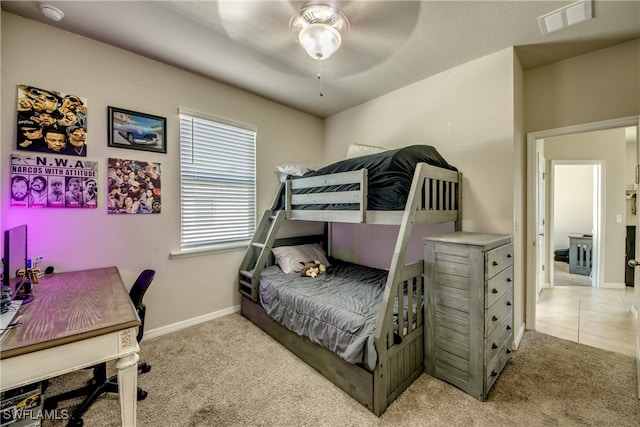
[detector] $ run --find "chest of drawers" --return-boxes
[424,232,513,401]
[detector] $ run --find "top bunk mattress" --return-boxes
[273,144,457,211]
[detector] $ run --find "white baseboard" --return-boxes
[513,322,525,350]
[600,282,626,289]
[142,305,241,341]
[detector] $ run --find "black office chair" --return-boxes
[44,269,155,427]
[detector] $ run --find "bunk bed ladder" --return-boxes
[238,209,285,301]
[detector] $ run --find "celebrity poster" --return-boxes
[10,154,98,208]
[107,158,161,214]
[17,84,88,157]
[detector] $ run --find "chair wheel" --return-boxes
[68,416,84,427]
[137,389,148,401]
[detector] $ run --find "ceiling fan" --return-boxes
[161,1,422,80]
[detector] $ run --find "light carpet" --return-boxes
[42,313,640,426]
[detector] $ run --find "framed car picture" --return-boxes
[108,106,166,153]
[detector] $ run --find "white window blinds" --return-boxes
[179,110,256,250]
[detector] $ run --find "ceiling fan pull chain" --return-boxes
[317,63,324,97]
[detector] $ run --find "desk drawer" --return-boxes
[485,243,513,279]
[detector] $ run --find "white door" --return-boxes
[628,120,640,398]
[537,151,546,295]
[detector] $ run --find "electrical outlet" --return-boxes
[616,214,622,223]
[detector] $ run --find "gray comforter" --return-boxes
[259,260,388,370]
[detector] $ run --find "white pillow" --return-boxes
[274,163,319,183]
[271,243,331,274]
[345,143,389,159]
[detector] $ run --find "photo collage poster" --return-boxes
[10,154,98,208]
[17,84,88,157]
[107,158,161,214]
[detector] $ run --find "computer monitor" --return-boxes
[2,224,28,293]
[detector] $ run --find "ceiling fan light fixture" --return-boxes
[299,22,341,60]
[290,3,350,61]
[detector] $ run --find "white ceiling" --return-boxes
[2,1,639,118]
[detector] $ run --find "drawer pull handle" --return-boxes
[493,261,498,266]
[492,288,498,294]
[491,370,498,377]
[491,343,498,349]
[506,325,512,330]
[507,254,512,258]
[506,348,512,354]
[492,315,498,321]
[506,301,512,306]
[507,278,512,282]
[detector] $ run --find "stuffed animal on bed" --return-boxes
[300,260,327,278]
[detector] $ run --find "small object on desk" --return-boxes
[14,280,34,304]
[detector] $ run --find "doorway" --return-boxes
[549,162,601,288]
[526,116,639,331]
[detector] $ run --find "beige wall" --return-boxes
[0,13,323,332]
[325,48,516,233]
[513,53,526,342]
[524,39,640,132]
[552,165,594,250]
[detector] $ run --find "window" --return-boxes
[178,109,256,253]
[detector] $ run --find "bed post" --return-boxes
[324,222,331,257]
[455,171,463,231]
[371,162,428,415]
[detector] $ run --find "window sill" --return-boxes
[169,241,249,260]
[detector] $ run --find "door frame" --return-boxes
[526,115,640,330]
[537,151,545,294]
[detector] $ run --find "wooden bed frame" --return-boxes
[238,162,462,416]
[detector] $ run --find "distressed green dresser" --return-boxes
[424,232,513,401]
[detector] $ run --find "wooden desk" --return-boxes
[0,267,141,426]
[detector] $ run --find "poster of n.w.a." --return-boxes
[10,154,98,208]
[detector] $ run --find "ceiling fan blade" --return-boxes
[331,1,421,77]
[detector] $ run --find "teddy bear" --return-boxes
[300,260,327,278]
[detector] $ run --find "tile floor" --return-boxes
[536,285,637,357]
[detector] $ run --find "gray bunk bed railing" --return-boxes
[238,148,462,416]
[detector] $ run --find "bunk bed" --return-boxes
[238,145,462,416]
